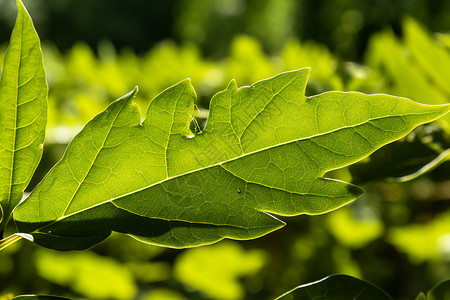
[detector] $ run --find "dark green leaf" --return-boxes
[427,280,450,300]
[12,296,71,300]
[349,124,450,184]
[275,275,393,300]
[416,293,428,300]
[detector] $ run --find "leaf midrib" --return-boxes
[60,101,127,216]
[6,12,24,217]
[32,110,438,231]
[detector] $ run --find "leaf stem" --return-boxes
[0,234,24,251]
[0,204,4,239]
[389,148,450,183]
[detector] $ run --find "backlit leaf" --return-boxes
[0,0,47,234]
[13,69,450,250]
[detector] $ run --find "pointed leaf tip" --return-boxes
[181,77,195,89]
[227,79,238,90]
[299,66,312,74]
[428,103,450,120]
[129,86,139,98]
[16,0,24,9]
[176,78,193,89]
[0,0,47,233]
[118,86,138,102]
[16,0,30,19]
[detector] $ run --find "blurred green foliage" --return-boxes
[1,1,450,299]
[1,0,449,61]
[38,35,341,141]
[350,18,450,131]
[34,250,136,299]
[174,241,266,299]
[388,211,450,264]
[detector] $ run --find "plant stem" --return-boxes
[389,148,450,182]
[0,234,24,251]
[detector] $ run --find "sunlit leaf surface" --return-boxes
[0,0,47,233]
[13,69,450,250]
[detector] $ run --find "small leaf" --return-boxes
[414,280,450,300]
[0,0,47,234]
[275,275,393,300]
[416,293,428,300]
[14,69,450,250]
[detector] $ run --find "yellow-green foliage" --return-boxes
[349,18,450,132]
[39,35,340,141]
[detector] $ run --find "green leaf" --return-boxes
[416,293,428,300]
[414,280,450,300]
[275,274,393,300]
[404,18,450,98]
[12,296,71,300]
[364,23,450,132]
[0,0,47,234]
[13,69,450,250]
[427,280,450,300]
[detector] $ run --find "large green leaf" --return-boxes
[13,69,450,250]
[0,0,47,235]
[275,275,393,300]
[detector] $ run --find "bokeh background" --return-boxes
[1,0,450,299]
